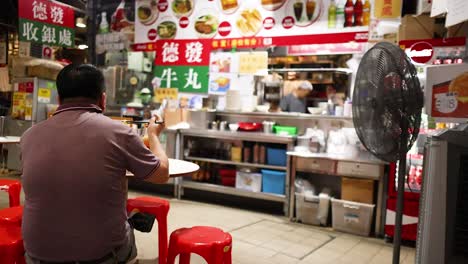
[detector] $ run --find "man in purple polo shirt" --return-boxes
[20,64,169,263]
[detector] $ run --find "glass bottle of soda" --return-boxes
[363,0,371,26]
[336,0,345,29]
[354,0,363,26]
[344,0,354,27]
[328,0,337,28]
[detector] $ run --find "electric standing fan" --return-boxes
[352,42,424,263]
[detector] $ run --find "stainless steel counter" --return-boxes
[216,111,353,121]
[180,129,295,145]
[287,151,387,165]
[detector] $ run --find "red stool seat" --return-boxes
[167,226,232,264]
[127,196,170,264]
[0,206,23,226]
[0,179,21,207]
[0,225,25,264]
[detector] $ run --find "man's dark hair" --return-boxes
[56,64,105,101]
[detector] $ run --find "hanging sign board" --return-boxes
[18,0,75,47]
[133,0,372,50]
[154,39,211,94]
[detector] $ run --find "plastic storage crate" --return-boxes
[261,169,286,195]
[235,171,262,192]
[274,126,297,136]
[296,192,330,226]
[266,147,287,166]
[331,198,375,236]
[219,169,236,187]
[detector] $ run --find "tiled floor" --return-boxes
[0,176,415,264]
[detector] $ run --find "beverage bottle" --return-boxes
[363,0,371,26]
[354,0,363,26]
[328,0,337,28]
[336,0,345,29]
[344,0,354,27]
[99,12,109,33]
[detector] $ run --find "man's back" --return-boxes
[21,105,159,261]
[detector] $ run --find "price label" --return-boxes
[38,88,51,103]
[435,92,458,114]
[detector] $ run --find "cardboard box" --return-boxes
[163,108,188,128]
[26,65,61,81]
[447,21,468,38]
[341,177,374,204]
[383,33,398,45]
[398,14,435,41]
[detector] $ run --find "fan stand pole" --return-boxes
[392,134,408,264]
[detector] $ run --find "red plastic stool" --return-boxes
[0,206,23,226]
[127,196,170,264]
[0,179,21,207]
[167,226,232,264]
[0,225,25,264]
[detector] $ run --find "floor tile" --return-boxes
[0,185,417,264]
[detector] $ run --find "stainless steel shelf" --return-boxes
[181,181,286,202]
[268,67,353,74]
[185,156,287,171]
[287,151,388,165]
[180,129,295,144]
[216,111,353,121]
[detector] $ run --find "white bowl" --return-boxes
[229,124,239,131]
[308,107,322,115]
[256,105,270,112]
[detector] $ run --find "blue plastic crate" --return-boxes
[261,169,286,195]
[266,147,287,166]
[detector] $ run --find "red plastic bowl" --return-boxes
[238,122,263,131]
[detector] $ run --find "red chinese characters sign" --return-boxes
[155,40,211,66]
[19,0,74,27]
[154,40,211,94]
[19,0,75,47]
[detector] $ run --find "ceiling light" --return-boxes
[78,44,88,50]
[76,17,86,28]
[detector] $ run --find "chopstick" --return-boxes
[125,120,165,124]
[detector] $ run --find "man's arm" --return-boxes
[145,115,169,184]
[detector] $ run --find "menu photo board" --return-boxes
[134,0,372,50]
[19,0,75,47]
[426,64,468,122]
[209,52,236,95]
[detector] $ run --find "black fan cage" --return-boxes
[352,42,424,162]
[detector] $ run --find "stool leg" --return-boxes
[223,246,232,264]
[179,253,190,264]
[8,182,21,207]
[208,250,224,264]
[166,250,177,264]
[156,214,168,264]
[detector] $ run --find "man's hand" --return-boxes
[147,114,165,138]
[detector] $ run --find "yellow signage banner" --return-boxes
[154,88,178,103]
